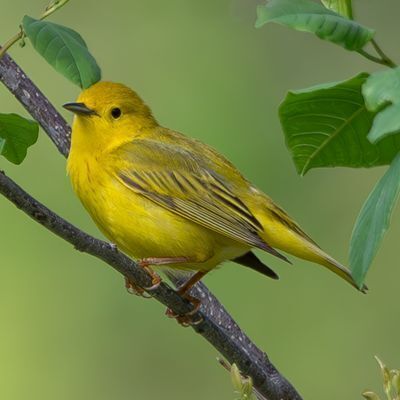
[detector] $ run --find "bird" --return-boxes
[64,81,365,314]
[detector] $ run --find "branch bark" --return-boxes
[0,52,302,400]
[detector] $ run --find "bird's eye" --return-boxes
[111,107,122,119]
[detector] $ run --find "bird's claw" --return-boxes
[166,293,203,327]
[125,277,151,298]
[124,276,159,299]
[124,261,162,298]
[140,266,162,291]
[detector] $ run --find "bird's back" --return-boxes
[140,128,363,290]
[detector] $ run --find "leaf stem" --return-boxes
[371,39,397,68]
[0,0,71,60]
[0,29,24,60]
[357,48,397,68]
[40,0,71,20]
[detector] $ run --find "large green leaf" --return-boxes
[22,15,101,89]
[321,0,353,19]
[256,0,374,51]
[0,113,39,164]
[279,73,400,175]
[350,153,400,287]
[362,67,400,143]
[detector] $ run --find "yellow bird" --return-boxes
[64,81,365,305]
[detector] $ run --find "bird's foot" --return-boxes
[124,259,164,298]
[165,269,207,326]
[124,277,153,298]
[166,293,203,327]
[137,259,163,291]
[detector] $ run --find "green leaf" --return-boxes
[362,67,400,143]
[362,392,381,400]
[256,0,374,51]
[279,73,400,175]
[375,356,391,390]
[22,15,101,89]
[393,370,400,395]
[321,0,353,19]
[349,153,400,287]
[0,113,39,164]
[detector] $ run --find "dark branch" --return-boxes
[0,52,302,400]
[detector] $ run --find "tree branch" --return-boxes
[0,52,302,400]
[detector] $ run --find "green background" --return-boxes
[1,1,399,399]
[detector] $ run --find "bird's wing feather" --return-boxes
[113,138,289,262]
[266,200,320,247]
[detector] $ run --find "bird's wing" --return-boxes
[266,200,320,247]
[112,138,288,262]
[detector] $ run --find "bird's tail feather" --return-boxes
[258,213,367,292]
[313,247,367,293]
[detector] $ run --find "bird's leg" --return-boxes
[166,270,208,327]
[124,256,189,298]
[177,270,208,297]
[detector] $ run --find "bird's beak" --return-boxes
[63,102,96,116]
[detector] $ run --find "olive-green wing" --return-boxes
[266,199,320,247]
[113,138,288,262]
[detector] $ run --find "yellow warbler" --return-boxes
[64,81,365,300]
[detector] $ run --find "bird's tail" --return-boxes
[279,238,367,293]
[313,247,367,293]
[258,214,367,292]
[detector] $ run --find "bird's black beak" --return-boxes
[63,102,96,116]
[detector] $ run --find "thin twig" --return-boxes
[40,0,71,20]
[0,0,71,60]
[0,51,302,400]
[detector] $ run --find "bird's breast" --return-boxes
[67,151,249,271]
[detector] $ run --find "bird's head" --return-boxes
[64,81,157,152]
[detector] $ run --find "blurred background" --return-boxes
[1,1,399,399]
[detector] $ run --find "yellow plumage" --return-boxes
[65,81,364,292]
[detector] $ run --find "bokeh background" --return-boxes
[1,1,399,399]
